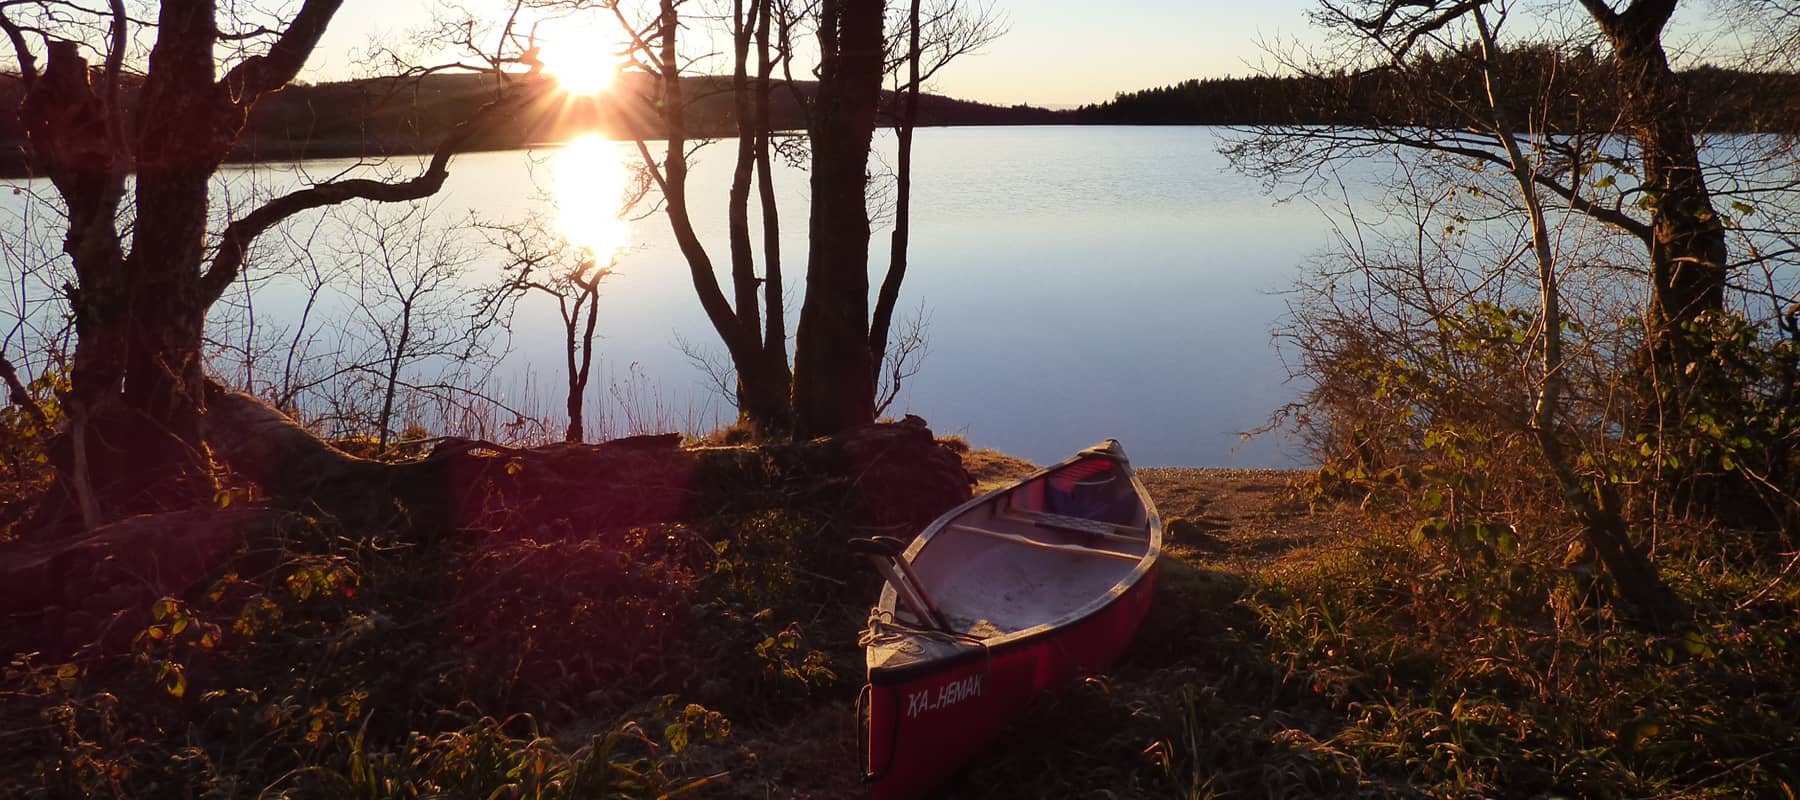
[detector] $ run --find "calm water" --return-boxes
[3,127,1330,466]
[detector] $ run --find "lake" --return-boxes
[2,126,1330,467]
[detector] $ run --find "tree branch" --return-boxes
[1573,0,1621,28]
[0,354,47,426]
[100,0,126,157]
[1256,125,1653,241]
[199,91,519,306]
[102,0,124,88]
[870,0,920,365]
[0,7,38,88]
[1533,171,1652,241]
[1338,0,1492,62]
[1616,0,1677,36]
[218,0,343,103]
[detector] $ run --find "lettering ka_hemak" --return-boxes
[905,673,983,718]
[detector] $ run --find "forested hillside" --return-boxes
[0,70,1062,175]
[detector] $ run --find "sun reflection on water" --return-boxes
[553,134,631,257]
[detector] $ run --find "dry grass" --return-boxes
[953,444,1039,494]
[1138,467,1361,579]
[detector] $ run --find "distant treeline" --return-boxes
[12,49,1796,178]
[1076,47,1800,133]
[0,71,1065,176]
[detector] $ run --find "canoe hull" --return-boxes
[866,561,1158,800]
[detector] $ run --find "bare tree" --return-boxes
[1232,0,1763,389]
[0,0,552,525]
[605,0,798,431]
[328,201,483,450]
[478,210,615,443]
[204,206,341,412]
[1243,0,1800,620]
[1468,7,1688,623]
[595,0,991,437]
[874,298,928,417]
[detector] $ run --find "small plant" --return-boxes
[328,704,730,799]
[752,614,837,692]
[0,364,64,538]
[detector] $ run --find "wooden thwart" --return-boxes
[948,523,1143,561]
[1000,510,1148,543]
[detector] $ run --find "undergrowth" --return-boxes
[0,367,61,541]
[0,489,858,798]
[934,517,1799,799]
[8,333,1799,799]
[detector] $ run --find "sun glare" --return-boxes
[554,135,632,256]
[538,22,624,96]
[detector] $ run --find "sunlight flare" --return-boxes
[554,134,632,257]
[537,19,624,95]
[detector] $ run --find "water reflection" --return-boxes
[553,134,631,256]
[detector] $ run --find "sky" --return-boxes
[936,0,1323,106]
[300,0,1324,108]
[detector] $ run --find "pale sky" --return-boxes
[301,0,1323,108]
[934,0,1322,106]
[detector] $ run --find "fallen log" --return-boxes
[0,389,972,657]
[201,385,974,540]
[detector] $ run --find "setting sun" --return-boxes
[537,22,624,95]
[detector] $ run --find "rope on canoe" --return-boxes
[858,607,988,650]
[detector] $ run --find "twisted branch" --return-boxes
[199,89,521,307]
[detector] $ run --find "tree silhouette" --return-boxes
[1,0,547,526]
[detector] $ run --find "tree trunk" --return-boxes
[648,0,791,433]
[1595,7,1727,362]
[793,0,884,437]
[727,0,762,430]
[18,42,132,525]
[737,357,793,432]
[564,398,584,443]
[1579,485,1692,626]
[1475,10,1688,627]
[565,279,599,443]
[870,0,922,371]
[1583,0,1737,517]
[32,0,243,519]
[754,0,792,431]
[376,297,415,449]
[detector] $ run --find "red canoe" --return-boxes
[857,440,1163,799]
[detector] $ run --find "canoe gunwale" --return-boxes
[868,440,1164,686]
